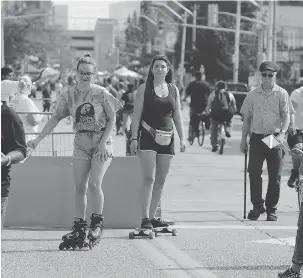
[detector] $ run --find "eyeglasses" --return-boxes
[78,70,94,77]
[261,73,274,78]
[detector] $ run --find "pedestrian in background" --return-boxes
[121,83,135,134]
[130,55,186,230]
[27,54,122,248]
[287,86,303,188]
[12,76,41,141]
[1,80,27,230]
[240,61,290,221]
[279,147,303,278]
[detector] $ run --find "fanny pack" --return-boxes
[141,120,173,146]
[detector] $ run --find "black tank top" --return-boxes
[142,83,176,131]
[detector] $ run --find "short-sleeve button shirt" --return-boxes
[240,84,290,134]
[53,84,122,132]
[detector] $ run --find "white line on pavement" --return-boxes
[153,237,218,278]
[122,230,192,278]
[172,225,298,230]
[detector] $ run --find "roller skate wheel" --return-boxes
[172,229,177,236]
[89,241,93,249]
[59,242,65,250]
[129,232,135,239]
[148,231,155,239]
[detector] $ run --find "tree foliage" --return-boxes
[2,1,70,68]
[173,1,259,83]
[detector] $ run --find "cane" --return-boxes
[243,149,248,219]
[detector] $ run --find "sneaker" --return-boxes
[151,218,171,228]
[267,212,277,221]
[278,268,301,278]
[288,169,299,188]
[212,145,218,152]
[225,131,231,138]
[141,218,153,229]
[247,207,266,220]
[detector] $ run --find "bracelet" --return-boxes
[5,156,11,167]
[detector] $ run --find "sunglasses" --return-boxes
[78,70,94,77]
[261,73,274,78]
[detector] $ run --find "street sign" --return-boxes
[208,4,218,27]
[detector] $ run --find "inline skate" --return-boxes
[59,217,89,251]
[87,213,104,249]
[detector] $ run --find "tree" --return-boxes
[2,1,70,68]
[173,1,259,83]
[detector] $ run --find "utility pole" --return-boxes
[266,0,274,61]
[233,0,241,83]
[179,13,188,86]
[192,3,197,50]
[272,0,277,63]
[257,0,265,67]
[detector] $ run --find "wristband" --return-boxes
[131,138,138,142]
[5,156,11,167]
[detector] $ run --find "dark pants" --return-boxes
[292,203,303,265]
[1,180,10,230]
[248,133,284,213]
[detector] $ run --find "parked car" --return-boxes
[226,82,250,115]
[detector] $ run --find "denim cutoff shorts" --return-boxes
[72,131,113,163]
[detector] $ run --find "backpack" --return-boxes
[210,90,226,121]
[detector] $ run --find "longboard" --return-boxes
[129,226,177,239]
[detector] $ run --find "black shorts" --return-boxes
[287,130,303,149]
[139,127,175,155]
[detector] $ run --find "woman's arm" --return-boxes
[172,85,185,142]
[35,116,61,144]
[131,84,145,139]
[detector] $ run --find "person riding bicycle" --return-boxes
[287,86,303,188]
[183,71,211,138]
[206,81,230,152]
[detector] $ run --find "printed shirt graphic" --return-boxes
[53,84,122,132]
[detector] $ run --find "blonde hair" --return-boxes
[19,75,32,95]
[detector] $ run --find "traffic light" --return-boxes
[158,20,164,34]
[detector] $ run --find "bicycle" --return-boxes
[188,111,207,146]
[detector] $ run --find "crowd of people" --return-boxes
[1,56,303,277]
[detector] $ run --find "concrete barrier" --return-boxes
[4,157,145,229]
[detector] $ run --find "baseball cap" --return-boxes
[259,61,278,72]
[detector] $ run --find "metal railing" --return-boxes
[17,111,75,156]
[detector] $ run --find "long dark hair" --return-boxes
[145,55,173,92]
[214,80,227,98]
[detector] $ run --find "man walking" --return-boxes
[240,61,290,221]
[287,86,303,188]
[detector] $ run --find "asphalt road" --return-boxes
[1,105,300,278]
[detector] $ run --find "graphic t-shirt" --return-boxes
[53,84,122,132]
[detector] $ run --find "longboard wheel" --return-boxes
[89,240,93,249]
[172,229,177,236]
[59,242,65,250]
[129,232,135,239]
[148,231,155,239]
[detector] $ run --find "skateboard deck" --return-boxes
[129,226,177,239]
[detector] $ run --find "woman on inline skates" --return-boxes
[27,54,122,250]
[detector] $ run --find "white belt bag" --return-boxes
[141,120,173,146]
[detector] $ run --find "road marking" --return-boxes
[122,230,192,278]
[251,237,295,246]
[154,237,218,278]
[172,225,298,230]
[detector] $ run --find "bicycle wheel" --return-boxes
[198,120,205,146]
[188,124,194,145]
